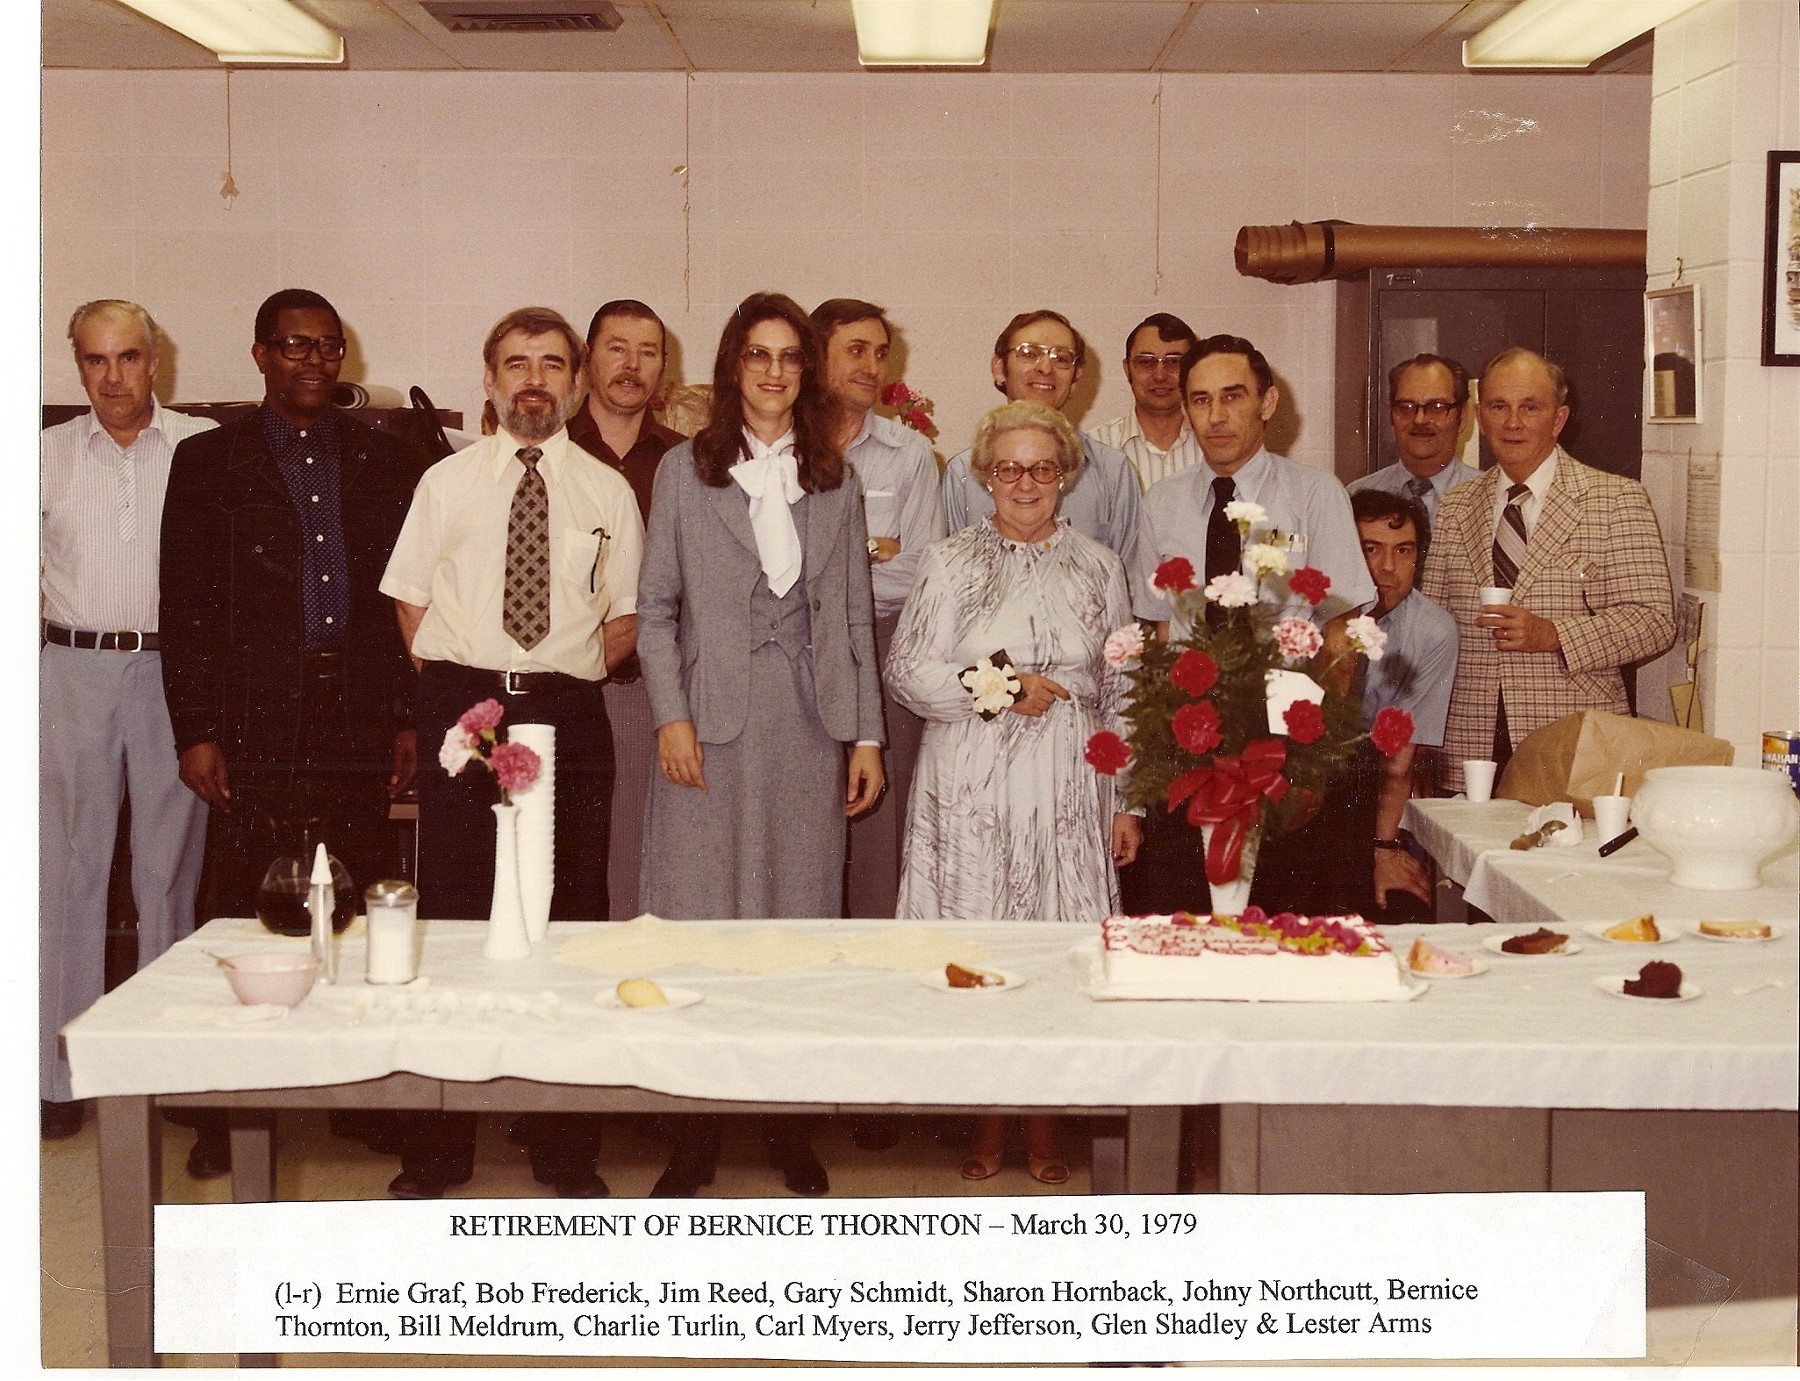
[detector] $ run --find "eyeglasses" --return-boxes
[742,346,807,373]
[1390,399,1458,421]
[1128,352,1187,374]
[264,334,348,362]
[1007,342,1078,369]
[990,460,1063,485]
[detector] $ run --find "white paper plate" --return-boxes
[1407,954,1489,979]
[1594,975,1701,1003]
[595,985,702,1012]
[918,968,1026,994]
[1688,922,1783,944]
[1583,921,1679,946]
[1483,933,1582,957]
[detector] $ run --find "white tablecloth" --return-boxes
[1405,797,1800,927]
[64,915,1796,1112]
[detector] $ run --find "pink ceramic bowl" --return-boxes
[219,951,319,1007]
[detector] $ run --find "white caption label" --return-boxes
[155,1192,1644,1362]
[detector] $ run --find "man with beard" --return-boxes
[379,307,643,1198]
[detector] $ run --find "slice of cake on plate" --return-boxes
[1407,938,1479,977]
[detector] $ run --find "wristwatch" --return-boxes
[866,537,881,557]
[1372,838,1407,851]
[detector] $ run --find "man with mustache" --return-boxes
[565,299,684,920]
[1348,353,1478,523]
[160,287,423,1176]
[380,306,643,1198]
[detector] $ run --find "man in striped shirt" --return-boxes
[40,300,215,1142]
[1089,312,1203,491]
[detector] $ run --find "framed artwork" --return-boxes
[1763,150,1800,366]
[1646,282,1700,422]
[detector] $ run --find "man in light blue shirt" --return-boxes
[1134,335,1374,631]
[1347,353,1479,522]
[940,309,1141,573]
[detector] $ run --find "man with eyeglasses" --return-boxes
[40,300,216,1147]
[160,288,424,1173]
[1090,312,1203,490]
[1348,353,1479,522]
[1420,347,1674,793]
[940,310,1142,572]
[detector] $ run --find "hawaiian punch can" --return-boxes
[1763,730,1800,796]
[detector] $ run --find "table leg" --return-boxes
[1124,1107,1182,1193]
[96,1094,158,1368]
[1218,1104,1259,1193]
[229,1111,278,1368]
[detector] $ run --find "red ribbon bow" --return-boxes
[1166,738,1291,885]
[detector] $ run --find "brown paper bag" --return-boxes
[1497,709,1734,815]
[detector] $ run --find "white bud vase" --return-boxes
[1200,822,1259,916]
[483,802,531,960]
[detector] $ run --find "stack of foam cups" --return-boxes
[507,722,556,944]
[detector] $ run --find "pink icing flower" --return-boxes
[1273,616,1323,660]
[488,740,541,795]
[458,698,505,735]
[1103,623,1145,667]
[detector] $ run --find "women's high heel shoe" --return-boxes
[1027,1154,1069,1186]
[960,1151,1002,1181]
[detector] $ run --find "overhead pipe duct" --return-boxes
[1235,221,1647,284]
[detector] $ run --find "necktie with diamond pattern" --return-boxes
[1490,481,1530,588]
[504,446,550,649]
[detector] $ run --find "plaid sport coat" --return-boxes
[1419,448,1675,792]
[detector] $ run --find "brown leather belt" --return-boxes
[43,621,159,652]
[426,661,594,696]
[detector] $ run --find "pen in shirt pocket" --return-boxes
[589,527,609,594]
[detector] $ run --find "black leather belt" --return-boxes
[426,662,594,696]
[300,651,347,679]
[43,622,159,652]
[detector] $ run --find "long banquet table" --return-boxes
[66,908,1798,1366]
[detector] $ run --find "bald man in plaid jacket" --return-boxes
[1421,348,1674,794]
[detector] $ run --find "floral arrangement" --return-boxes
[1084,501,1413,888]
[879,381,938,440]
[960,649,1025,720]
[439,698,542,805]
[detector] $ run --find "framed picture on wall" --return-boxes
[1646,283,1701,423]
[1764,150,1800,366]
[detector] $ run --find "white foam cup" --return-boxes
[1593,794,1631,848]
[1463,759,1498,802]
[1478,586,1513,607]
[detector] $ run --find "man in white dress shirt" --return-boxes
[1347,353,1479,522]
[40,300,214,1141]
[940,309,1142,572]
[1089,312,1203,491]
[810,298,945,922]
[380,306,644,1199]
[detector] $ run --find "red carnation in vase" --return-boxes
[1084,730,1132,775]
[1173,700,1223,755]
[1283,699,1326,744]
[1153,556,1196,594]
[1370,706,1415,757]
[1287,566,1330,606]
[1169,648,1219,697]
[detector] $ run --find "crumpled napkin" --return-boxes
[163,1003,290,1026]
[1526,801,1583,847]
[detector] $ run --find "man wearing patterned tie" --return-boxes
[380,306,643,1198]
[42,301,216,1144]
[1420,347,1675,793]
[1348,353,1479,522]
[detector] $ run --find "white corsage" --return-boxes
[960,648,1026,721]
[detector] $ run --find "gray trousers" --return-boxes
[39,644,207,1102]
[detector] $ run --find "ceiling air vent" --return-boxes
[421,2,623,34]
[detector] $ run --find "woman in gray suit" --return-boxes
[636,291,886,1195]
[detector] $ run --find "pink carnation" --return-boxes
[438,725,477,776]
[1102,623,1145,667]
[459,698,505,735]
[1273,616,1323,660]
[488,740,541,794]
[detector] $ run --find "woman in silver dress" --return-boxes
[888,399,1140,1184]
[636,291,885,1196]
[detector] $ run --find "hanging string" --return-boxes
[1152,76,1164,296]
[680,73,693,313]
[219,69,239,208]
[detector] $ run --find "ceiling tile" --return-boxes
[43,0,217,68]
[384,0,686,70]
[661,0,858,72]
[988,1,1189,72]
[1164,1,1465,73]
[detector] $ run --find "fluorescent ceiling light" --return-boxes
[1464,0,1708,67]
[852,0,995,66]
[117,0,345,64]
